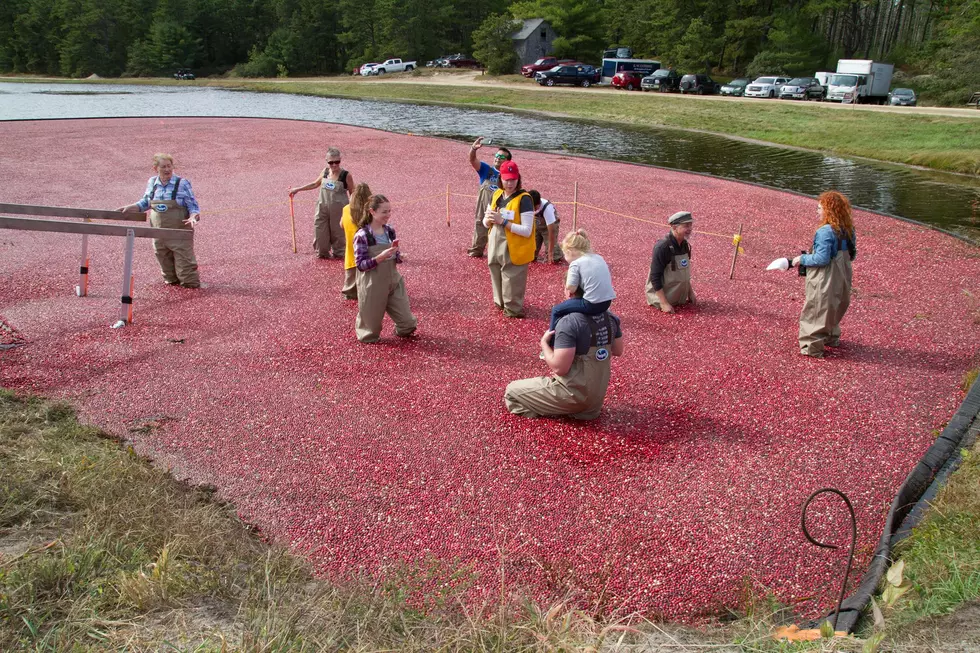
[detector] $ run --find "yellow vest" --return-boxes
[341,205,358,270]
[490,189,535,266]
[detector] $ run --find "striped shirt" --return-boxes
[353,224,402,271]
[136,175,201,214]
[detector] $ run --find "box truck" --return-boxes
[826,60,894,104]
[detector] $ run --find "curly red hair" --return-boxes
[817,190,854,239]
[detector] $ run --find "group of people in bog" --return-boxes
[120,144,856,419]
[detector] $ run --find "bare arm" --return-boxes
[611,334,624,357]
[547,223,557,261]
[289,175,324,196]
[344,172,354,195]
[469,137,483,172]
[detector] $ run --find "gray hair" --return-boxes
[325,148,341,159]
[152,153,174,167]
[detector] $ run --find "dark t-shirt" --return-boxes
[554,312,622,355]
[649,233,691,291]
[491,190,534,214]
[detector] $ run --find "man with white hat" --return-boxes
[646,211,696,313]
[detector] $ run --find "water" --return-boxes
[2,82,978,241]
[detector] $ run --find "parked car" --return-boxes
[173,68,195,80]
[887,88,917,106]
[535,64,600,87]
[426,58,446,67]
[612,71,645,91]
[779,77,825,100]
[370,58,416,75]
[442,53,481,68]
[359,63,381,76]
[521,57,577,78]
[719,78,749,96]
[744,76,790,98]
[641,68,682,92]
[679,74,719,95]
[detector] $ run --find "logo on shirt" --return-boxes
[595,348,609,361]
[323,180,337,190]
[153,203,169,213]
[680,258,689,268]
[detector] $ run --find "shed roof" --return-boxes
[512,18,547,41]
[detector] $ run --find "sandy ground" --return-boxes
[2,118,979,621]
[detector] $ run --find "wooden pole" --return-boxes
[288,195,297,254]
[76,218,91,297]
[0,203,146,222]
[446,183,451,227]
[728,223,743,280]
[0,216,191,239]
[572,181,579,231]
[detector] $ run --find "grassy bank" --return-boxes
[2,386,979,651]
[6,73,979,176]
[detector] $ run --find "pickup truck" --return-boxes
[370,58,417,75]
[521,57,577,78]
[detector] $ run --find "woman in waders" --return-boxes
[118,153,202,288]
[646,211,696,313]
[352,195,417,343]
[288,147,354,259]
[791,191,856,358]
[484,160,535,318]
[340,183,372,300]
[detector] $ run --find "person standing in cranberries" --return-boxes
[353,194,417,343]
[646,211,696,313]
[467,137,511,257]
[289,147,354,259]
[484,160,535,318]
[791,190,856,358]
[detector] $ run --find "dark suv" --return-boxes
[641,68,682,92]
[535,64,600,87]
[779,77,824,100]
[679,74,719,95]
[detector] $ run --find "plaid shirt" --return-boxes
[353,224,402,271]
[136,175,201,214]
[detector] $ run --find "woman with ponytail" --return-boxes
[340,183,372,300]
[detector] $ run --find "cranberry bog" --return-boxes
[2,118,979,621]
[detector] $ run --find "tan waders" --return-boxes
[798,249,852,357]
[487,219,529,318]
[467,176,497,257]
[646,249,691,308]
[355,241,417,343]
[148,195,199,288]
[504,315,614,420]
[533,206,562,263]
[341,268,357,300]
[314,172,348,258]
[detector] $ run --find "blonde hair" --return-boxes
[561,229,592,254]
[152,153,174,167]
[349,183,372,226]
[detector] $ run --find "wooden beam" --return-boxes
[0,216,192,240]
[0,203,147,222]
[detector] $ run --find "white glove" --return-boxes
[766,257,791,271]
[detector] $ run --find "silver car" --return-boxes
[888,88,917,106]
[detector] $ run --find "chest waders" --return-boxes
[533,201,563,263]
[148,177,199,288]
[646,247,691,308]
[504,314,614,420]
[798,247,852,357]
[314,170,348,258]
[355,239,418,343]
[487,191,532,318]
[467,174,498,257]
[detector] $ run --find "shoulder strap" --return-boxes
[339,169,349,184]
[170,177,181,200]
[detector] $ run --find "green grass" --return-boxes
[4,74,980,175]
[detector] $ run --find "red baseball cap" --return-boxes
[499,160,520,180]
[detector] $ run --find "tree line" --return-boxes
[0,0,976,103]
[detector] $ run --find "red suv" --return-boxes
[612,71,644,91]
[521,57,578,78]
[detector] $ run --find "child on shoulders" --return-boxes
[546,229,616,343]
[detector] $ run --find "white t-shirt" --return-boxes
[538,201,558,226]
[566,253,616,303]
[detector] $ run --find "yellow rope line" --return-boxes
[575,201,741,242]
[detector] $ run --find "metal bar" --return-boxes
[114,229,136,328]
[76,232,90,297]
[572,181,579,231]
[0,216,191,240]
[446,183,451,227]
[0,203,147,222]
[288,195,297,254]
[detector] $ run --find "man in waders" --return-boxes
[118,153,202,288]
[504,311,624,420]
[646,211,696,313]
[529,190,563,264]
[467,137,511,257]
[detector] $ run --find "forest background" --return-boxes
[0,0,977,105]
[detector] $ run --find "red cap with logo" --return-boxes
[499,160,520,180]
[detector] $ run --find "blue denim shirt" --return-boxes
[800,224,856,268]
[136,175,201,214]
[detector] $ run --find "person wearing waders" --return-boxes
[529,190,563,264]
[791,190,856,358]
[340,183,372,300]
[118,153,202,288]
[353,194,417,343]
[467,137,511,257]
[504,310,624,420]
[485,160,535,318]
[289,148,354,259]
[646,211,696,313]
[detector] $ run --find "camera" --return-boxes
[797,250,808,276]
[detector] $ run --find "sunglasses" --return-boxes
[493,154,508,160]
[327,160,341,165]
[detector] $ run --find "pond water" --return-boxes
[2,82,978,241]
